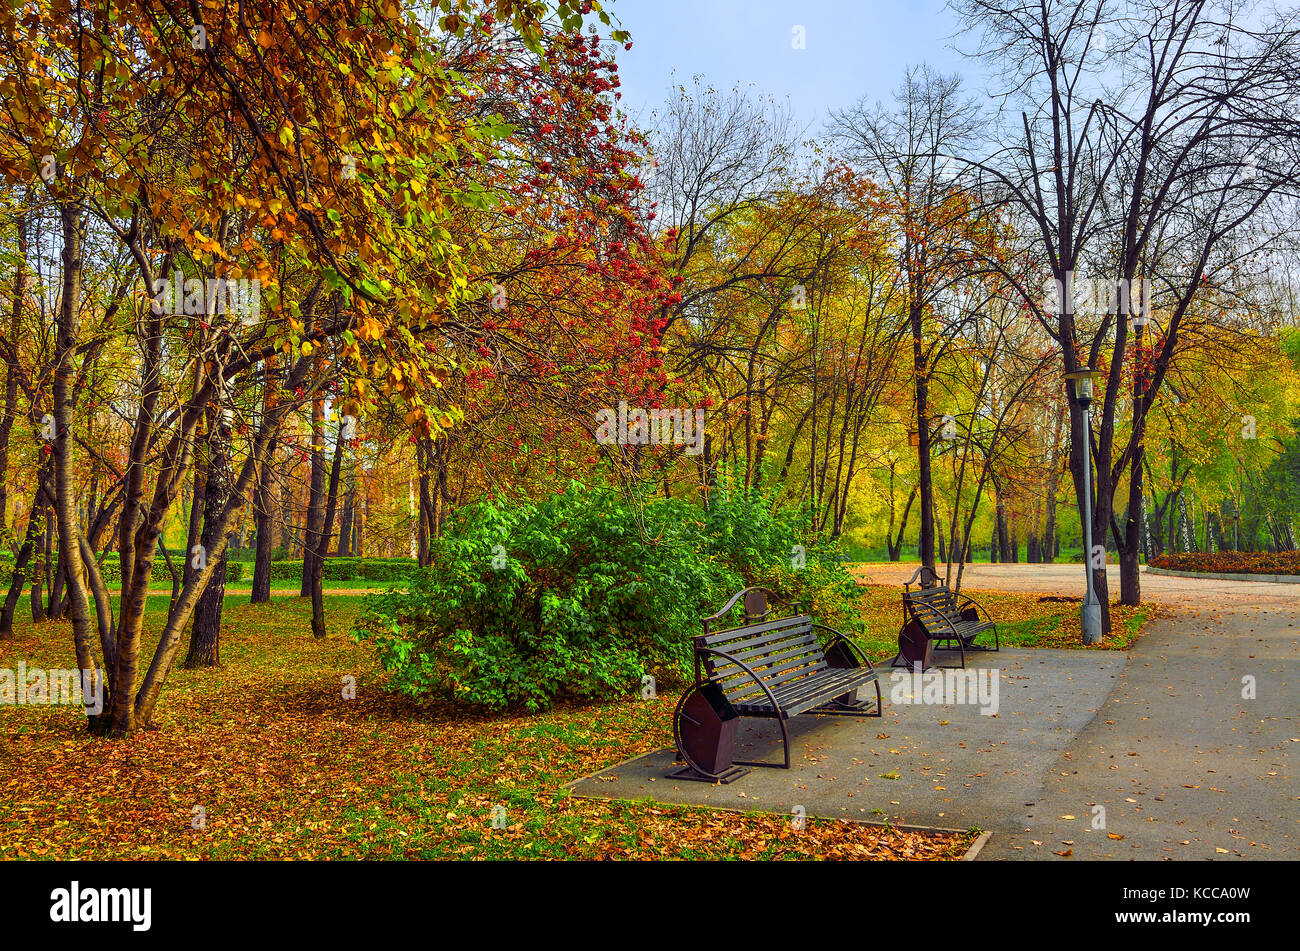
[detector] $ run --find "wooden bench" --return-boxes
[672,587,880,782]
[893,566,999,670]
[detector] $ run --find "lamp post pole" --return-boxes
[1067,368,1103,645]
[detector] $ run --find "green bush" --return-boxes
[264,557,417,582]
[699,479,862,633]
[357,558,418,581]
[353,480,861,712]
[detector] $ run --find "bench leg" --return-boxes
[671,683,752,783]
[925,637,970,669]
[732,714,792,770]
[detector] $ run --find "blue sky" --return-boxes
[607,0,988,135]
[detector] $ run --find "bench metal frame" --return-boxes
[672,587,881,783]
[892,566,999,669]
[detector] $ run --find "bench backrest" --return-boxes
[903,585,962,631]
[696,614,826,704]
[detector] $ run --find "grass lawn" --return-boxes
[0,584,1149,860]
[849,583,1152,657]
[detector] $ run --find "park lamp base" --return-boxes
[1081,600,1103,645]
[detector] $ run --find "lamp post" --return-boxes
[1066,368,1104,645]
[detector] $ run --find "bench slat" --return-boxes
[695,600,880,721]
[776,668,872,705]
[732,668,874,716]
[715,658,828,699]
[922,620,993,639]
[715,655,829,695]
[720,633,821,666]
[699,614,812,649]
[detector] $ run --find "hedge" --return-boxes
[259,557,417,582]
[0,557,244,586]
[1149,551,1300,575]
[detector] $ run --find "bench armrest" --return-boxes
[903,596,962,637]
[812,624,875,672]
[955,591,995,625]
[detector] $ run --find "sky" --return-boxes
[606,0,991,136]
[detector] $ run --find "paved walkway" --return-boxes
[571,564,1299,858]
[853,561,1300,609]
[874,565,1297,857]
[978,603,1298,859]
[569,647,1127,833]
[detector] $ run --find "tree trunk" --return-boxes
[182,423,208,591]
[1118,390,1148,606]
[278,472,294,551]
[29,509,45,622]
[0,192,30,532]
[995,488,1011,563]
[51,193,99,725]
[300,396,326,596]
[1069,401,1111,636]
[1,479,46,637]
[310,423,345,638]
[186,411,231,668]
[251,437,277,603]
[354,494,364,558]
[337,472,355,557]
[0,532,34,636]
[1043,403,1064,564]
[47,559,66,621]
[416,439,431,567]
[913,303,936,571]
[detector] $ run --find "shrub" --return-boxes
[699,478,862,632]
[353,481,862,712]
[265,557,417,582]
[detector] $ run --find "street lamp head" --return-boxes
[1065,367,1104,407]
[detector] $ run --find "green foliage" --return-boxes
[265,557,417,582]
[698,476,863,633]
[353,481,863,712]
[1262,419,1300,525]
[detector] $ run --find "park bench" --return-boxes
[893,566,999,670]
[671,587,880,783]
